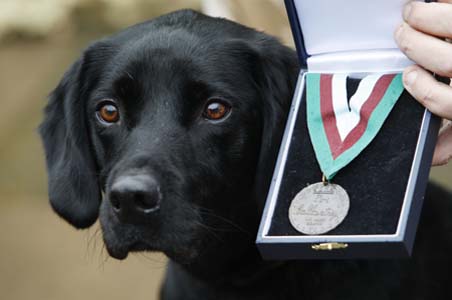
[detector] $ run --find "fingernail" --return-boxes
[404,70,418,87]
[394,23,404,41]
[403,3,412,21]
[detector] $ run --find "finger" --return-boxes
[394,22,452,78]
[403,2,452,38]
[432,121,452,166]
[402,65,452,119]
[438,0,452,4]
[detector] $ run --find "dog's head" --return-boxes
[40,10,298,267]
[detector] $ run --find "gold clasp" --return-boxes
[322,174,329,186]
[311,242,348,251]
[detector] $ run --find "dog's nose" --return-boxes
[109,174,161,222]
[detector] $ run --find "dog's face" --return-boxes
[40,10,297,267]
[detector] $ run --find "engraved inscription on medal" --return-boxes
[288,182,350,235]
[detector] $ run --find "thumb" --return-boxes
[432,120,452,166]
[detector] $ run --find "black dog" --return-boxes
[40,10,452,300]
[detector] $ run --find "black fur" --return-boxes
[40,10,452,300]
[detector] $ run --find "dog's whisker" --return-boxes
[192,220,226,243]
[93,228,105,260]
[135,252,168,267]
[184,203,246,235]
[87,226,101,250]
[98,244,110,270]
[84,226,99,260]
[190,205,252,236]
[202,213,251,236]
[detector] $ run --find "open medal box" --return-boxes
[256,0,441,259]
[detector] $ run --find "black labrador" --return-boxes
[40,10,452,300]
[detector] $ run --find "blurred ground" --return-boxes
[0,1,450,300]
[0,196,167,300]
[0,7,171,300]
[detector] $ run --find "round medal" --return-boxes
[288,182,349,235]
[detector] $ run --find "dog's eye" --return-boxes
[203,100,231,121]
[97,101,120,124]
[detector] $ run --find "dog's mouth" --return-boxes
[105,241,152,260]
[99,201,205,261]
[103,231,203,262]
[98,202,160,260]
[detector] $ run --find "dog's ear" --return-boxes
[252,37,300,211]
[220,37,298,210]
[39,42,112,228]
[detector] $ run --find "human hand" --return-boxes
[394,0,452,166]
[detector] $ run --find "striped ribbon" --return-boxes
[306,72,404,180]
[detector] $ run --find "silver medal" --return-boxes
[288,182,349,235]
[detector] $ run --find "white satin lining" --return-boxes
[307,49,413,74]
[294,0,419,55]
[293,0,421,73]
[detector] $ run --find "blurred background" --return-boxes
[0,1,450,299]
